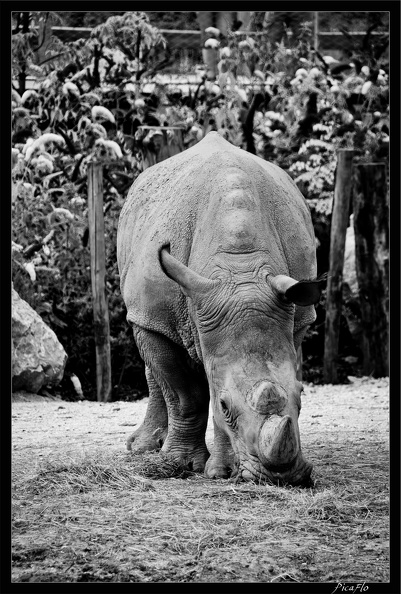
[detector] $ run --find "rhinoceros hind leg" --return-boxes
[127,366,168,452]
[205,418,236,479]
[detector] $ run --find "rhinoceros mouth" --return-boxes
[237,455,313,487]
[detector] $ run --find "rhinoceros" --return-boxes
[117,131,324,486]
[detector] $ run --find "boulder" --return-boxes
[12,288,67,393]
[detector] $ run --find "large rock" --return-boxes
[12,288,67,393]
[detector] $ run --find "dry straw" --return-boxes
[12,441,389,582]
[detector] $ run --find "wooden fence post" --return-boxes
[352,163,389,377]
[323,149,354,383]
[313,12,319,51]
[87,162,112,402]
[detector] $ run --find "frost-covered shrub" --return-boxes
[11,11,166,400]
[12,11,388,391]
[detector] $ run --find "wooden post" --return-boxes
[353,163,389,377]
[323,149,354,383]
[87,162,112,402]
[313,12,319,51]
[137,126,184,170]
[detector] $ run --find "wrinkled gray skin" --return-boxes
[117,132,322,486]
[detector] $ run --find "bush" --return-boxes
[12,11,388,395]
[12,11,162,400]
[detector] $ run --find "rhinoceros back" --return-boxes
[117,132,316,358]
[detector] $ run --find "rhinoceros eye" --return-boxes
[220,398,237,428]
[221,399,229,414]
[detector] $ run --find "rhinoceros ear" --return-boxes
[159,244,217,300]
[271,273,327,306]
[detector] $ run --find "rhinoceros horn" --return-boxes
[247,381,288,415]
[159,244,218,300]
[259,414,299,468]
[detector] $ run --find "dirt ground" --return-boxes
[11,376,390,584]
[12,376,389,468]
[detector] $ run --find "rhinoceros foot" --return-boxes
[204,419,237,479]
[126,425,166,453]
[160,437,210,473]
[204,457,232,479]
[204,445,238,479]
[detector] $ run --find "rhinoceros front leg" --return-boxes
[126,365,168,452]
[132,325,210,472]
[205,418,236,479]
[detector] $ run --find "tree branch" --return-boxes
[71,155,85,183]
[191,76,206,109]
[136,29,142,62]
[243,92,268,154]
[113,38,135,62]
[38,51,68,66]
[33,12,49,52]
[54,123,77,155]
[92,42,102,88]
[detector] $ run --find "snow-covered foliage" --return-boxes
[91,105,116,123]
[12,10,389,396]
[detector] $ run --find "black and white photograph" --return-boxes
[9,6,397,588]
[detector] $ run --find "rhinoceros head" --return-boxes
[160,246,324,486]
